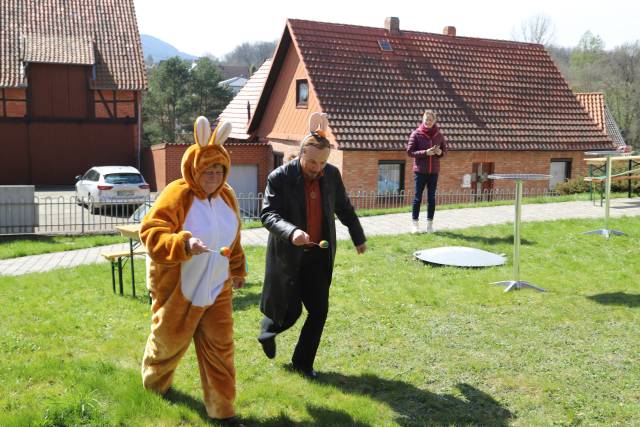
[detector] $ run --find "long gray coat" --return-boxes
[259,159,366,325]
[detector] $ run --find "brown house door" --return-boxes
[472,162,494,201]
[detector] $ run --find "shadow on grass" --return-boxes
[317,372,514,427]
[232,281,263,312]
[587,292,640,308]
[165,388,371,426]
[434,231,534,246]
[611,204,640,210]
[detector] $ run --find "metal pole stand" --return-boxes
[489,177,546,292]
[583,155,625,239]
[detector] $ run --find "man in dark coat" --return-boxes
[258,130,367,378]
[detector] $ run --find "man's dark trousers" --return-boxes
[259,246,330,372]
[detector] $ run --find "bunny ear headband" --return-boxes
[194,116,231,147]
[308,112,328,138]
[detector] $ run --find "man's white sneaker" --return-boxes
[411,220,420,234]
[426,220,435,233]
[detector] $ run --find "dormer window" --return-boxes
[296,79,308,108]
[378,39,393,51]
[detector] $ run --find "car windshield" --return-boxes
[104,173,144,184]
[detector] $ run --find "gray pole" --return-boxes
[604,155,612,236]
[513,179,522,283]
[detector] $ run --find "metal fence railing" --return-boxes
[0,188,560,236]
[348,188,560,211]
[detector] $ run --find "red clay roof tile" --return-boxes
[0,0,147,90]
[280,19,614,151]
[576,92,626,148]
[219,59,272,141]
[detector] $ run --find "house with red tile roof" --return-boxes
[0,0,147,185]
[576,92,627,150]
[222,17,616,195]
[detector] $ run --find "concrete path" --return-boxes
[1,198,639,277]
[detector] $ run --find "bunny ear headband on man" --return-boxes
[308,112,328,138]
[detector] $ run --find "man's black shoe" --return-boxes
[258,335,276,359]
[286,363,318,380]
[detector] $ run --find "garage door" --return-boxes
[227,164,259,218]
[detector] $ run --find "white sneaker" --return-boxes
[426,220,435,233]
[411,220,420,234]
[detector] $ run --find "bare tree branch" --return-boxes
[511,14,555,46]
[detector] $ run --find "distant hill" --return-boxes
[141,34,197,62]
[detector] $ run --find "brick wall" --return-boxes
[142,143,167,191]
[142,142,272,193]
[225,143,272,194]
[438,151,589,191]
[342,151,407,193]
[144,144,591,194]
[1,88,27,117]
[341,150,589,193]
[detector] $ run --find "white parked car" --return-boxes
[75,166,150,210]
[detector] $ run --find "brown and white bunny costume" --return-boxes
[140,117,246,419]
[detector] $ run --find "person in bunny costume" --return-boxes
[140,116,246,424]
[258,113,367,379]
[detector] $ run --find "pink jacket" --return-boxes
[406,125,447,174]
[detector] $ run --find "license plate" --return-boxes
[117,190,133,196]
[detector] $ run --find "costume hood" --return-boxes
[181,117,232,200]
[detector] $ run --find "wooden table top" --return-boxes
[115,223,141,240]
[585,155,640,164]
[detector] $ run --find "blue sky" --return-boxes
[134,0,640,58]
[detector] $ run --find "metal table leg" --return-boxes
[492,179,546,292]
[584,155,625,238]
[129,238,136,297]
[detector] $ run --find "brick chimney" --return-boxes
[385,17,400,35]
[443,26,456,37]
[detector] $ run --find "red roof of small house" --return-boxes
[575,92,626,148]
[575,93,605,131]
[250,19,614,152]
[219,59,272,141]
[0,0,147,90]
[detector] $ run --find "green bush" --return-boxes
[557,176,640,195]
[555,177,590,194]
[611,178,640,194]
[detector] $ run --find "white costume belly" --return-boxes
[180,196,238,307]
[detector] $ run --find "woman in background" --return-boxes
[406,110,447,233]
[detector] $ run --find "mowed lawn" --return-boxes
[1,217,639,426]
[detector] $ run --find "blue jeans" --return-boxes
[412,173,438,221]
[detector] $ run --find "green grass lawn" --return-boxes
[0,234,125,260]
[1,217,639,426]
[0,193,630,253]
